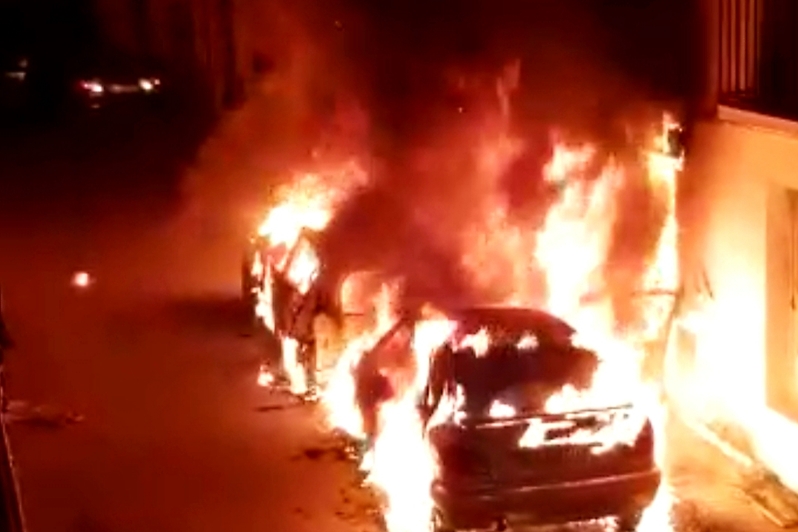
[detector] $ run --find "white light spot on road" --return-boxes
[71,271,93,289]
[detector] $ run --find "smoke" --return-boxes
[169,0,683,309]
[311,1,680,316]
[172,0,365,247]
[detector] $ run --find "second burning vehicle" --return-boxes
[244,226,393,396]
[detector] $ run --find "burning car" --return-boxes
[245,223,398,396]
[341,306,660,532]
[243,226,327,391]
[242,226,326,331]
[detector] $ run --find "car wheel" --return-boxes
[430,508,456,532]
[617,510,643,531]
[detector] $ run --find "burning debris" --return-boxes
[244,57,684,531]
[71,271,94,289]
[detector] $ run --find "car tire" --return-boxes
[617,510,643,531]
[430,508,456,532]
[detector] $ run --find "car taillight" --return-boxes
[77,79,104,95]
[436,444,491,479]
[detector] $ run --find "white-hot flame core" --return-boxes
[281,337,307,395]
[256,162,368,247]
[536,159,625,318]
[455,328,491,357]
[253,255,275,331]
[257,364,273,387]
[71,271,92,288]
[367,398,436,532]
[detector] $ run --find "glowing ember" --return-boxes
[454,328,491,357]
[71,271,92,288]
[256,364,273,387]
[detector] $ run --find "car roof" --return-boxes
[445,306,575,340]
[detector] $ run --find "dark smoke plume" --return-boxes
[314,0,688,315]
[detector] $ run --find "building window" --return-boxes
[718,0,798,120]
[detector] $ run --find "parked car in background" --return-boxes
[0,2,33,122]
[0,52,31,120]
[64,49,167,116]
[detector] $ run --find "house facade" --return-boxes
[672,0,798,492]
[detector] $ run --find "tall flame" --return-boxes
[318,114,683,532]
[253,84,682,531]
[253,160,368,392]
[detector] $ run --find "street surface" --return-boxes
[0,96,789,531]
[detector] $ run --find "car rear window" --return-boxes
[445,324,598,417]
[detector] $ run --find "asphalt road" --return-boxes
[0,105,787,532]
[3,275,383,532]
[0,107,382,532]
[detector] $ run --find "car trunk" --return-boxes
[430,406,656,487]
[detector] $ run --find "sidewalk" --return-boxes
[666,412,791,532]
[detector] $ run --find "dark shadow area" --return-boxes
[0,104,216,225]
[0,0,219,231]
[293,444,353,462]
[254,401,308,414]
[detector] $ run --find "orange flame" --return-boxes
[319,114,682,532]
[256,161,367,250]
[252,160,368,391]
[258,96,682,531]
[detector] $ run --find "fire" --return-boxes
[536,152,625,318]
[255,85,681,530]
[253,253,275,331]
[321,282,404,436]
[283,238,321,295]
[256,161,367,250]
[455,328,491,357]
[252,160,368,391]
[316,114,683,532]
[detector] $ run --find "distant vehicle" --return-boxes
[0,53,31,118]
[359,306,660,532]
[0,0,33,121]
[64,49,167,116]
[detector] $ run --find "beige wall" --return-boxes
[682,106,798,491]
